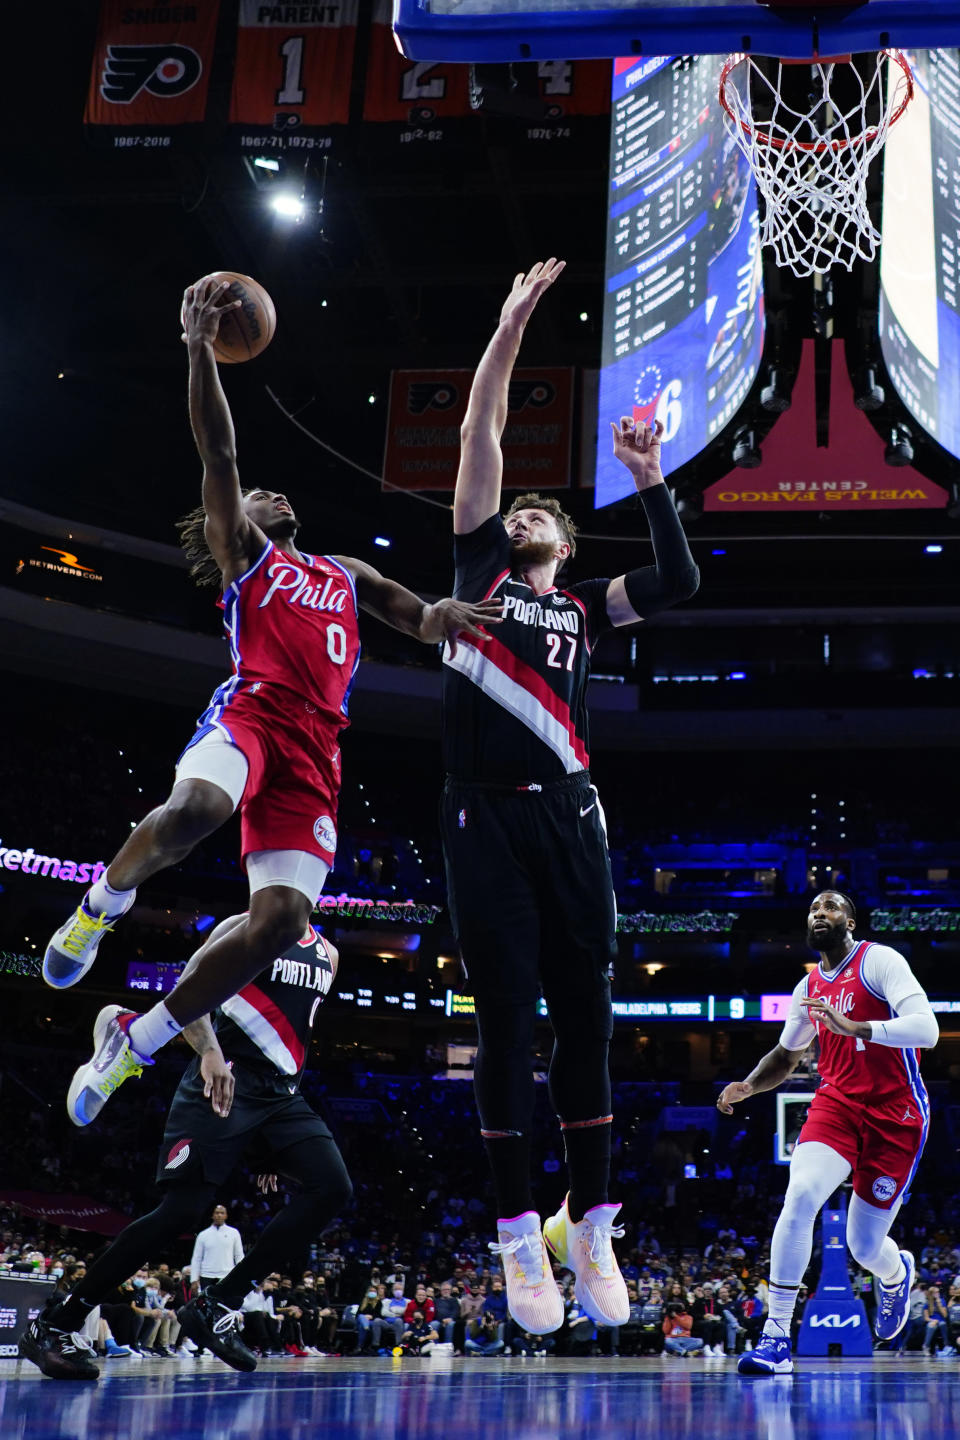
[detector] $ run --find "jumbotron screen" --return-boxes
[595,54,765,504]
[880,48,960,461]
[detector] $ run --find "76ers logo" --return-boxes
[101,45,202,105]
[313,815,337,854]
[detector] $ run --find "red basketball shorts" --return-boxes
[183,682,343,865]
[797,1086,928,1210]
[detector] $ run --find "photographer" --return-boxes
[662,1300,704,1357]
[465,1310,505,1356]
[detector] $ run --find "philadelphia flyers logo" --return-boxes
[508,378,556,411]
[100,45,202,105]
[407,381,459,415]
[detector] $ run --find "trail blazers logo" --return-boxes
[101,45,202,104]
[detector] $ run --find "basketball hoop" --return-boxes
[719,49,913,276]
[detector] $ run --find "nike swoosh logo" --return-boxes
[580,803,596,817]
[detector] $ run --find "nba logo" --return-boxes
[458,808,466,829]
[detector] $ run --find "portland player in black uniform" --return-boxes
[441,259,699,1335]
[19,916,350,1380]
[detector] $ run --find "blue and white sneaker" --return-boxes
[737,1333,793,1375]
[43,895,129,989]
[875,1250,915,1342]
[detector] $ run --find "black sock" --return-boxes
[562,1118,612,1223]
[481,1134,534,1220]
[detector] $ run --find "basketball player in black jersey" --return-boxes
[18,917,349,1380]
[441,259,699,1335]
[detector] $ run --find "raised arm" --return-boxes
[181,278,263,584]
[334,556,503,659]
[605,417,700,628]
[454,259,566,535]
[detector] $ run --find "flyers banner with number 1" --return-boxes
[229,0,358,149]
[84,0,220,145]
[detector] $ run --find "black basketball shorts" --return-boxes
[157,1061,333,1188]
[440,770,617,1007]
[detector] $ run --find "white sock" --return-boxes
[761,1283,798,1341]
[88,877,136,919]
[128,1003,182,1059]
[879,1259,906,1291]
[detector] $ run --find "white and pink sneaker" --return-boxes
[543,1195,630,1326]
[489,1211,564,1335]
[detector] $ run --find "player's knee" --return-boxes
[157,783,230,850]
[546,983,613,1045]
[247,889,313,953]
[782,1176,826,1222]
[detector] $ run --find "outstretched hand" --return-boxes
[499,259,566,331]
[716,1079,754,1114]
[422,597,503,659]
[181,276,241,346]
[610,416,664,492]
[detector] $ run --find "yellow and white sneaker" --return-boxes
[489,1212,563,1335]
[43,899,122,990]
[543,1195,630,1326]
[67,1006,152,1127]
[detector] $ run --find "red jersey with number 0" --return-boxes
[802,941,927,1106]
[210,540,361,728]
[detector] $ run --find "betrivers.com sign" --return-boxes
[0,841,106,885]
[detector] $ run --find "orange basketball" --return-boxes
[206,271,276,364]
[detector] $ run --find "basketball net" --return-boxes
[719,50,913,277]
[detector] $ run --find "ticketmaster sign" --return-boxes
[0,840,105,885]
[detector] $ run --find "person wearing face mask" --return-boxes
[355,1283,383,1354]
[373,1283,408,1354]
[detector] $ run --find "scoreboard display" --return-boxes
[596,54,765,503]
[880,49,960,462]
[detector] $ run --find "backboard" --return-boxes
[393,1,960,63]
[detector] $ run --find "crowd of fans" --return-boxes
[3,1047,960,1363]
[8,1209,960,1362]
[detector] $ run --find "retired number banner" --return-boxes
[383,369,574,491]
[363,0,471,124]
[84,0,220,145]
[229,0,358,149]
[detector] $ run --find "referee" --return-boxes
[191,1205,244,1290]
[441,259,699,1336]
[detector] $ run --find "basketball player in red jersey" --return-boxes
[718,891,938,1375]
[48,276,499,1126]
[440,260,699,1336]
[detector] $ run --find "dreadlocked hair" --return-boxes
[504,492,578,562]
[175,489,255,588]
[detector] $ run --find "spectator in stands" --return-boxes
[662,1301,704,1357]
[356,1283,383,1353]
[618,1281,644,1356]
[400,1309,439,1356]
[565,1292,596,1357]
[691,1283,725,1356]
[241,1279,282,1355]
[482,1275,508,1341]
[142,1274,175,1356]
[941,1281,960,1358]
[465,1310,506,1356]
[638,1287,665,1355]
[373,1283,408,1352]
[433,1281,459,1344]
[403,1284,435,1328]
[924,1285,948,1355]
[903,1280,928,1350]
[716,1284,741,1354]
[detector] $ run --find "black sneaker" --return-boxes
[18,1300,100,1381]
[177,1295,257,1373]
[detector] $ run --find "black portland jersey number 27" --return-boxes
[442,515,610,784]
